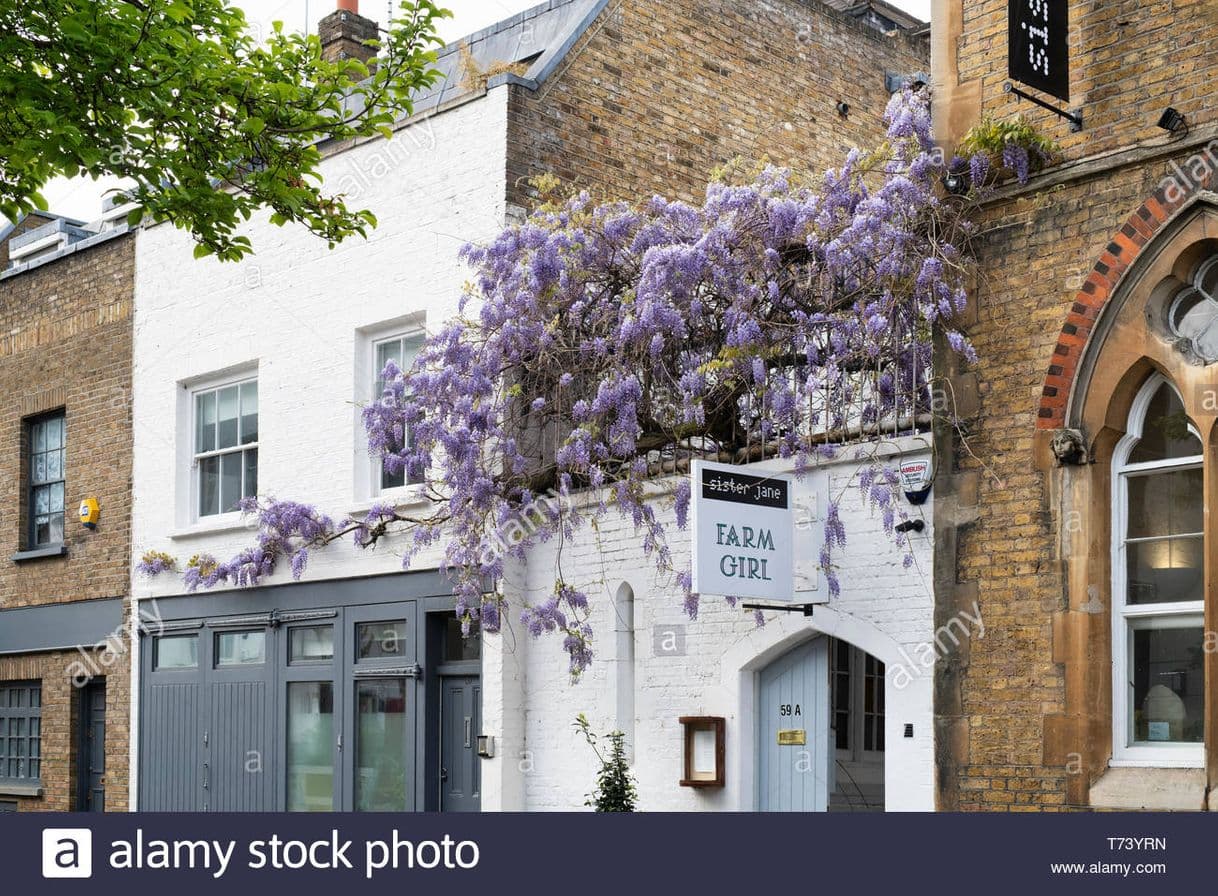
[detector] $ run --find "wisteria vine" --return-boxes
[140,88,1031,679]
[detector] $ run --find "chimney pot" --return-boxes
[337,0,359,12]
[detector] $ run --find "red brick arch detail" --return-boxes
[1036,186,1195,430]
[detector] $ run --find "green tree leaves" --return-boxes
[0,0,450,259]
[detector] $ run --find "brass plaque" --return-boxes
[776,729,806,746]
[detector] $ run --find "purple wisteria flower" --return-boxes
[158,88,976,679]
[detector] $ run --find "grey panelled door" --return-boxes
[757,637,829,811]
[207,677,274,810]
[140,627,273,811]
[78,681,106,811]
[141,665,204,811]
[440,676,481,812]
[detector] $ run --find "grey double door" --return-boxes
[141,601,420,812]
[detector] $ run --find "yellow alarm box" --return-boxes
[79,496,100,530]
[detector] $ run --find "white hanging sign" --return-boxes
[691,460,795,602]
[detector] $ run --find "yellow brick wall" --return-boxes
[0,233,134,812]
[507,0,928,208]
[936,0,1218,809]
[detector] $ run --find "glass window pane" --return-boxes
[216,386,240,450]
[154,635,198,670]
[47,416,62,450]
[444,617,481,662]
[375,340,401,389]
[355,679,407,811]
[47,449,62,480]
[196,391,217,454]
[198,455,220,517]
[289,626,334,664]
[1127,469,1203,538]
[215,631,265,666]
[242,448,258,501]
[381,465,406,491]
[220,451,243,513]
[32,421,45,454]
[1128,383,1202,462]
[33,517,50,546]
[33,486,48,515]
[356,621,407,660]
[48,513,63,545]
[1126,536,1203,604]
[1131,622,1204,744]
[1171,289,1218,350]
[50,482,64,513]
[287,682,334,811]
[33,454,46,484]
[240,381,258,445]
[401,332,425,360]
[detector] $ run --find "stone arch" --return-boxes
[719,607,933,811]
[1037,187,1218,431]
[1039,188,1218,805]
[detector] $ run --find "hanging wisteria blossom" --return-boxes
[140,87,982,680]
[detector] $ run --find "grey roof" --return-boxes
[340,0,606,123]
[0,209,81,249]
[819,0,926,30]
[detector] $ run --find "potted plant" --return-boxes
[950,116,1060,191]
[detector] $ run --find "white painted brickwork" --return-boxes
[510,444,937,812]
[130,89,510,596]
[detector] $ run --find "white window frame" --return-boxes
[354,316,427,503]
[1110,373,1205,767]
[190,374,259,522]
[831,639,885,766]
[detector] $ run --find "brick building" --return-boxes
[0,206,135,811]
[128,0,929,812]
[932,0,1218,809]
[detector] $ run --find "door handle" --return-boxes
[440,767,449,783]
[464,716,472,749]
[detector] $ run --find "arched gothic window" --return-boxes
[1168,256,1218,362]
[1111,375,1205,764]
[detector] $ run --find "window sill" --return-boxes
[348,486,430,516]
[1090,766,1206,811]
[169,515,252,540]
[0,782,43,798]
[10,544,67,563]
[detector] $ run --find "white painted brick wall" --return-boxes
[511,443,937,812]
[130,89,509,595]
[127,90,509,808]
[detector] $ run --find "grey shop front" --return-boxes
[136,571,481,812]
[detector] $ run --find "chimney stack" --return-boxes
[319,0,379,69]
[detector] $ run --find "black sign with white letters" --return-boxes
[699,467,789,509]
[1009,0,1070,101]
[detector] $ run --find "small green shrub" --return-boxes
[574,714,638,812]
